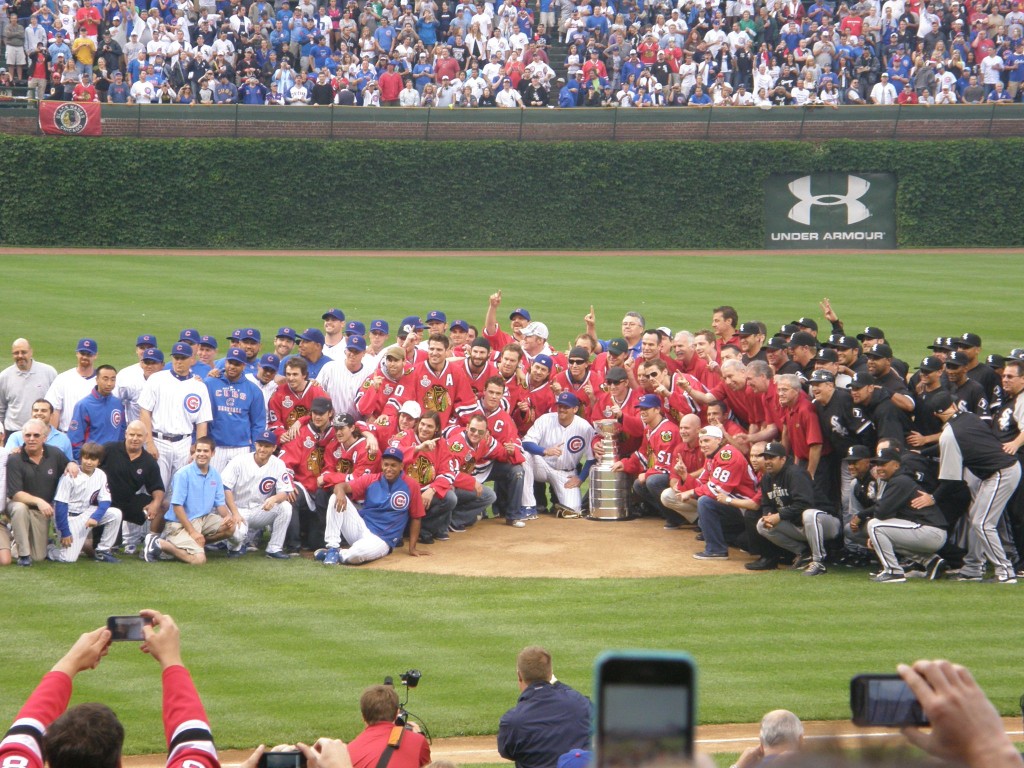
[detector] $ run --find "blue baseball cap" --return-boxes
[179,329,200,344]
[259,353,281,370]
[76,338,98,355]
[345,320,366,336]
[299,328,326,345]
[136,334,157,347]
[199,335,218,349]
[555,391,580,408]
[426,310,447,323]
[509,307,531,321]
[636,393,663,409]
[226,328,242,341]
[381,446,405,463]
[322,308,345,321]
[142,348,164,364]
[346,335,367,352]
[398,316,427,335]
[255,430,278,446]
[450,319,469,332]
[370,319,389,334]
[171,342,193,358]
[225,348,247,363]
[534,354,553,369]
[241,327,262,342]
[276,326,298,340]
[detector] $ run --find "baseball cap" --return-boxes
[944,350,969,368]
[927,336,954,351]
[789,331,817,348]
[523,321,549,339]
[331,413,355,428]
[426,310,447,323]
[533,354,553,370]
[871,447,902,464]
[656,326,672,339]
[76,338,98,354]
[607,338,629,356]
[259,353,280,370]
[918,356,944,372]
[865,343,893,359]
[699,425,723,439]
[241,327,262,342]
[793,317,818,331]
[136,334,157,347]
[142,348,164,364]
[842,445,872,462]
[829,334,860,350]
[255,430,278,446]
[381,446,405,463]
[636,393,662,409]
[225,348,247,363]
[199,334,219,349]
[809,369,835,384]
[179,329,200,344]
[857,326,885,341]
[450,319,470,332]
[814,348,838,363]
[398,316,427,335]
[764,336,789,351]
[276,326,298,340]
[604,366,628,383]
[346,335,367,352]
[322,308,346,321]
[736,322,761,336]
[956,332,982,348]
[987,353,1006,368]
[310,397,333,414]
[849,372,876,389]
[762,441,787,458]
[556,391,580,408]
[170,342,193,358]
[568,346,590,362]
[470,337,491,351]
[345,320,366,336]
[778,324,801,337]
[558,750,592,768]
[370,319,389,334]
[929,390,956,413]
[398,401,422,418]
[299,328,326,345]
[226,329,242,342]
[383,345,406,361]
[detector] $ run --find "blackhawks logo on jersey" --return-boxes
[410,455,435,484]
[334,457,354,474]
[306,446,325,475]
[287,406,309,427]
[424,385,450,414]
[720,449,733,461]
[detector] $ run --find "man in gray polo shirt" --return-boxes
[0,339,57,442]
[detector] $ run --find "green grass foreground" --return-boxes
[1,560,1022,754]
[1,251,1023,755]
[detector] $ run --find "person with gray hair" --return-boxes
[731,709,803,768]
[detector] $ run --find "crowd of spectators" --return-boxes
[0,0,1020,105]
[1,292,1024,581]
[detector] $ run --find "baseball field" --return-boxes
[2,250,1022,766]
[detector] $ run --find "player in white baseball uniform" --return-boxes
[520,391,596,516]
[45,442,123,563]
[118,346,165,424]
[138,342,213,511]
[222,430,295,559]
[45,338,99,432]
[316,335,375,418]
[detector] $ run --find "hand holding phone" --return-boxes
[106,615,154,642]
[850,674,928,727]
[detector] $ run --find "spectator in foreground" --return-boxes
[498,645,591,768]
[733,709,804,768]
[347,684,431,767]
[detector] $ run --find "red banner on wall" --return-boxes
[39,101,102,136]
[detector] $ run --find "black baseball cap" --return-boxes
[927,336,955,351]
[871,447,902,464]
[789,331,817,348]
[736,322,762,336]
[829,334,860,350]
[814,348,838,363]
[944,351,969,368]
[956,332,982,348]
[865,343,893,359]
[793,317,819,331]
[764,337,789,351]
[809,369,835,384]
[762,441,788,458]
[857,326,885,341]
[918,356,944,373]
[849,372,876,389]
[842,445,872,462]
[929,390,955,413]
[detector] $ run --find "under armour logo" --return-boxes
[787,175,871,226]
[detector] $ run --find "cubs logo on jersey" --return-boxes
[111,410,122,428]
[390,490,410,510]
[259,477,277,495]
[566,435,585,454]
[184,394,203,414]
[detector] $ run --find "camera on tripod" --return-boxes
[383,670,426,732]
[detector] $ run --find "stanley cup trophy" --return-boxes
[588,419,630,520]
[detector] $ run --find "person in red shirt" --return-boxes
[637,31,660,64]
[405,334,481,428]
[612,393,680,525]
[356,345,414,421]
[347,684,431,768]
[660,413,706,525]
[513,353,555,434]
[377,60,403,103]
[269,357,330,441]
[279,396,336,551]
[776,373,824,479]
[551,345,602,417]
[72,71,98,101]
[678,424,760,559]
[461,337,499,397]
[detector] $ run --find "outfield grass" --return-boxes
[2,252,1023,756]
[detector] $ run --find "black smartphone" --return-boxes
[850,674,929,727]
[595,651,695,768]
[106,615,153,642]
[257,751,307,768]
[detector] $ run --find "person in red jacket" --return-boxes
[0,609,219,768]
[347,684,431,768]
[611,393,680,524]
[377,60,403,104]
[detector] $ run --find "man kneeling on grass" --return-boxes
[316,447,429,565]
[144,437,241,565]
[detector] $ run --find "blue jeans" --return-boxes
[697,495,743,555]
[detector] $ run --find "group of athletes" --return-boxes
[1,290,1022,580]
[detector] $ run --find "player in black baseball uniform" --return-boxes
[943,351,989,419]
[954,332,1001,417]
